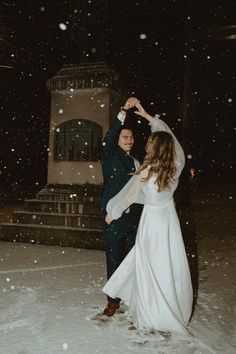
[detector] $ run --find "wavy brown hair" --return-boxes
[135,131,177,191]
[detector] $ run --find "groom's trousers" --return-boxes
[103,204,142,282]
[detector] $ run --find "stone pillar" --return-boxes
[46,62,125,186]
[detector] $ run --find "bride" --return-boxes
[102,101,193,335]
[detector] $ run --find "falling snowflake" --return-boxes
[139,34,147,39]
[59,23,67,31]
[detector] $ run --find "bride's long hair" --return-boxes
[135,131,177,191]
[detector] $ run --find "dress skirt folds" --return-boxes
[103,199,193,335]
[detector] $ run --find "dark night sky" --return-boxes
[0,0,235,192]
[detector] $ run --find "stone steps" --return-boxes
[24,199,103,215]
[36,193,98,203]
[12,211,103,229]
[0,184,105,249]
[0,223,104,249]
[37,184,101,200]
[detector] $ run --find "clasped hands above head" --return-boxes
[122,97,140,111]
[122,97,153,122]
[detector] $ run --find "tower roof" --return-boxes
[47,62,125,92]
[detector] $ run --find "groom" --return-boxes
[100,97,142,316]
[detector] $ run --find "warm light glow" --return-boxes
[0,65,14,69]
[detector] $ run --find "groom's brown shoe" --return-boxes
[103,302,120,317]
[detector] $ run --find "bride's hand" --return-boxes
[105,214,113,225]
[134,101,148,119]
[134,102,155,123]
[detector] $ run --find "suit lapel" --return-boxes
[116,147,135,173]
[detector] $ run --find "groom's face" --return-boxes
[118,129,134,153]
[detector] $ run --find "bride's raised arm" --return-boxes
[134,102,185,177]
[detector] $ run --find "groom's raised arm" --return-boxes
[101,112,126,160]
[101,97,139,160]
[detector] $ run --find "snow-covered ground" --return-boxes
[0,196,235,354]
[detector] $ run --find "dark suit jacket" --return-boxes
[100,117,136,212]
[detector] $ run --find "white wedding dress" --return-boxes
[102,117,193,335]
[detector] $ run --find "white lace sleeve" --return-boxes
[150,116,185,177]
[106,169,148,220]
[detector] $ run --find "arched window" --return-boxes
[54,119,102,161]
